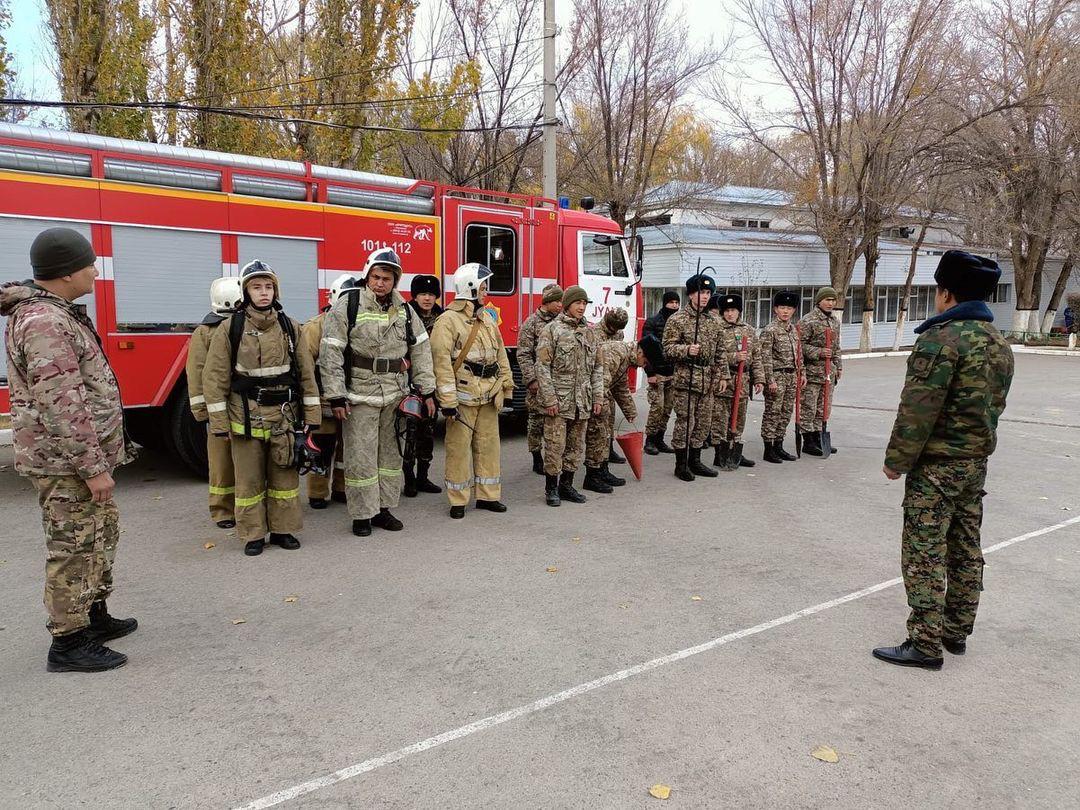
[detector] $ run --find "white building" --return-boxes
[636,186,1075,349]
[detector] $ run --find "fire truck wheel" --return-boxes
[168,382,209,476]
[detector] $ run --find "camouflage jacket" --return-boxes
[798,307,842,383]
[716,318,765,399]
[759,318,801,386]
[518,307,558,387]
[598,334,637,422]
[1,281,134,478]
[409,300,444,335]
[535,313,604,418]
[662,303,727,394]
[186,314,227,422]
[885,302,1014,474]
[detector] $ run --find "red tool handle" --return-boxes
[730,335,747,433]
[823,327,832,421]
[794,325,803,423]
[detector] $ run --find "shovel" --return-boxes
[794,326,803,458]
[821,327,833,458]
[725,335,748,471]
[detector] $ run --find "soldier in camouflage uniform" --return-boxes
[535,285,604,506]
[798,287,842,456]
[583,308,638,494]
[758,290,803,463]
[710,293,765,470]
[873,251,1014,670]
[518,284,563,473]
[662,274,727,481]
[642,291,680,455]
[2,227,138,672]
[402,274,445,497]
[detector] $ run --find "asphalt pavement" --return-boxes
[1,355,1077,809]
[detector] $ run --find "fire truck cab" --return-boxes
[0,123,641,471]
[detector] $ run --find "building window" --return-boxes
[730,219,771,229]
[731,219,747,228]
[987,283,1011,304]
[464,223,515,294]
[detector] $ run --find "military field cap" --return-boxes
[638,333,665,369]
[410,274,441,297]
[542,283,564,304]
[719,293,742,312]
[662,291,680,305]
[934,250,1001,299]
[815,286,838,304]
[562,285,590,307]
[685,274,716,294]
[602,307,629,331]
[773,290,799,308]
[30,227,96,280]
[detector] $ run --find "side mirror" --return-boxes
[634,235,644,279]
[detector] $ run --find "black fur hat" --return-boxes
[934,251,1001,301]
[410,274,441,297]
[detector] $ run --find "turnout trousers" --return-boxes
[761,371,797,441]
[31,475,119,637]
[206,430,235,522]
[231,434,303,542]
[342,402,402,521]
[444,401,502,506]
[901,459,987,657]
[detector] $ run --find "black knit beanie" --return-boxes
[30,228,97,280]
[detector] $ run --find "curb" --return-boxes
[0,428,11,447]
[843,351,912,360]
[844,347,1079,360]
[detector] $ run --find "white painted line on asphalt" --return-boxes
[234,513,1080,810]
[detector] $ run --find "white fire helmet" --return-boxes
[239,259,279,302]
[453,262,493,300]
[360,247,403,283]
[209,277,244,315]
[329,273,360,305]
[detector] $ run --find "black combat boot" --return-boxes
[943,636,966,655]
[402,462,418,497]
[802,431,824,457]
[86,600,137,643]
[415,461,442,494]
[352,519,372,537]
[244,538,266,556]
[558,471,587,503]
[331,491,348,504]
[269,533,301,550]
[736,444,755,468]
[545,474,561,506]
[601,461,626,487]
[371,508,404,531]
[644,434,660,456]
[763,441,783,464]
[476,500,508,512]
[712,444,729,468]
[608,443,625,464]
[674,449,695,482]
[872,639,943,670]
[655,433,675,453]
[688,447,718,477]
[47,629,128,673]
[775,441,796,461]
[531,450,545,474]
[308,498,329,509]
[583,466,613,494]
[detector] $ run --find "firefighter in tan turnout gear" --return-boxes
[202,261,322,556]
[319,247,437,537]
[430,263,514,519]
[186,277,243,529]
[300,274,356,509]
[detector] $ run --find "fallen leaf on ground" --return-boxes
[546,566,558,573]
[232,618,247,625]
[284,595,298,603]
[811,745,839,763]
[648,784,672,800]
[571,536,581,543]
[152,496,163,501]
[1039,497,1049,500]
[619,603,630,609]
[203,542,215,550]
[691,595,703,601]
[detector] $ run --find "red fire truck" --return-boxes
[0,122,641,470]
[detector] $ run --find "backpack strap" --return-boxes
[453,308,485,376]
[343,288,361,389]
[228,312,252,438]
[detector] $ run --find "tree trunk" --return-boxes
[859,233,879,352]
[893,221,931,351]
[1041,255,1075,334]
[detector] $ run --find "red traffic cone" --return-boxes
[615,430,644,480]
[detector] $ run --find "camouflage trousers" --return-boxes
[342,402,402,521]
[761,371,797,441]
[584,401,616,468]
[31,475,119,637]
[206,429,235,522]
[444,402,502,506]
[526,387,545,452]
[902,458,988,657]
[671,389,712,450]
[798,379,832,431]
[306,414,345,500]
[710,393,749,444]
[544,414,588,474]
[232,434,303,541]
[644,376,675,436]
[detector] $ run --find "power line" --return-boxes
[215,83,543,112]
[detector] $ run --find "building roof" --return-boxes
[643,182,794,210]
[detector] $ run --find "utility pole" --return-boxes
[542,0,557,200]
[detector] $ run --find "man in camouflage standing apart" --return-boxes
[798,287,842,456]
[874,251,1013,670]
[2,228,137,672]
[663,275,727,482]
[402,273,445,497]
[535,285,603,506]
[710,293,764,470]
[759,290,803,463]
[582,307,638,494]
[518,283,563,474]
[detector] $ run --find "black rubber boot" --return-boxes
[775,441,796,461]
[269,533,301,550]
[872,639,943,670]
[244,539,266,556]
[216,518,236,528]
[476,500,508,512]
[450,505,466,519]
[737,444,755,467]
[531,450,545,474]
[415,462,442,494]
[763,441,783,464]
[583,466,613,494]
[86,600,138,643]
[601,461,626,487]
[655,434,675,454]
[688,448,718,477]
[545,474,561,506]
[309,498,329,510]
[558,471,587,503]
[371,508,404,531]
[644,434,660,456]
[331,491,348,504]
[608,443,626,464]
[402,462,418,497]
[712,444,729,468]
[352,519,372,537]
[802,431,824,457]
[674,449,695,482]
[47,629,128,673]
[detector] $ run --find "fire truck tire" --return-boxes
[168,382,209,475]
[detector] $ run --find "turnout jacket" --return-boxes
[517,307,558,388]
[798,307,842,383]
[662,303,727,394]
[186,313,227,422]
[202,305,321,437]
[716,318,765,399]
[1,281,135,479]
[319,286,436,407]
[535,313,604,418]
[758,318,801,387]
[301,310,334,417]
[885,302,1013,474]
[430,298,514,410]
